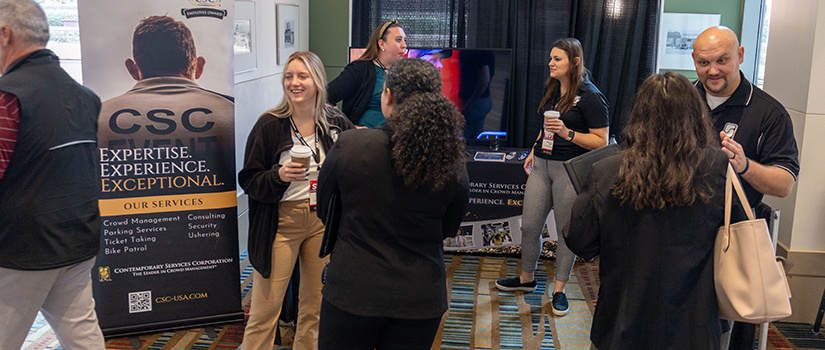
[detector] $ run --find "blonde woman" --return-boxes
[238,51,354,349]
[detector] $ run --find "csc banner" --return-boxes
[78,0,242,336]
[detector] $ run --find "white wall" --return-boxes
[234,0,310,189]
[762,0,825,252]
[234,0,309,253]
[761,0,825,324]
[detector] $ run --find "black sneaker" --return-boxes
[495,277,537,292]
[552,292,569,316]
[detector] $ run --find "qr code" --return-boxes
[129,291,152,313]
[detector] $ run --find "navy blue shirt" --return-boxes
[533,75,609,161]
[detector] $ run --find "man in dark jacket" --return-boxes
[0,1,105,348]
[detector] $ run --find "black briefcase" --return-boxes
[563,143,620,194]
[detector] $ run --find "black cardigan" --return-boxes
[316,125,470,319]
[238,106,354,278]
[327,59,377,126]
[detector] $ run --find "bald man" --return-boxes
[692,26,798,207]
[692,26,799,350]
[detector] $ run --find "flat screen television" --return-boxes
[349,47,513,144]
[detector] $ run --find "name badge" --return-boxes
[309,180,318,211]
[541,131,554,152]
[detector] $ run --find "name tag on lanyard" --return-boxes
[541,132,554,152]
[309,179,318,211]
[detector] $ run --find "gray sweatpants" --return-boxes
[521,156,577,283]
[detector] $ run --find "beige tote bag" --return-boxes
[714,164,792,323]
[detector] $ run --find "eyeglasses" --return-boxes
[379,19,398,39]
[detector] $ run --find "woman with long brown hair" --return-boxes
[327,20,407,128]
[238,51,354,349]
[317,58,469,349]
[566,72,737,349]
[495,38,608,318]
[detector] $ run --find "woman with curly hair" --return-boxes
[566,72,740,349]
[316,58,469,349]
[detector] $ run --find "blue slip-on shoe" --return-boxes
[552,292,569,316]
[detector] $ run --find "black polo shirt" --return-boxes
[533,75,609,161]
[695,71,799,206]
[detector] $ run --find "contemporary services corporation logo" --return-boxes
[98,266,112,282]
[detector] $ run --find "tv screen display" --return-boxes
[349,47,512,143]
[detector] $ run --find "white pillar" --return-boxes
[761,0,825,324]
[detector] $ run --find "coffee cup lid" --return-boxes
[544,110,560,117]
[289,145,313,157]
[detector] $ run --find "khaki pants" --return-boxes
[242,200,327,350]
[0,257,105,350]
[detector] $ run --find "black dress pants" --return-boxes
[318,299,442,350]
[728,322,756,350]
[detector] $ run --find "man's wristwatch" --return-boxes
[567,130,575,141]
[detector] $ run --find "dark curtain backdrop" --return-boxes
[352,0,660,147]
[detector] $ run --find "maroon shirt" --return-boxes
[0,90,20,179]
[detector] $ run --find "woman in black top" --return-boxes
[495,38,609,318]
[317,58,469,349]
[327,20,407,128]
[566,73,734,349]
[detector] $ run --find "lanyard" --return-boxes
[375,58,387,71]
[288,117,321,165]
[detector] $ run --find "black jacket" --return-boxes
[317,125,470,319]
[238,106,354,278]
[0,49,102,270]
[327,59,377,125]
[567,147,738,350]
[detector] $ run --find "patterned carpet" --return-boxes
[22,253,820,349]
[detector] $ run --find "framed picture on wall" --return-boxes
[657,13,721,70]
[234,0,257,75]
[276,4,299,65]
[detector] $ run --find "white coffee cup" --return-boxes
[544,110,560,121]
[289,145,313,169]
[543,110,560,132]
